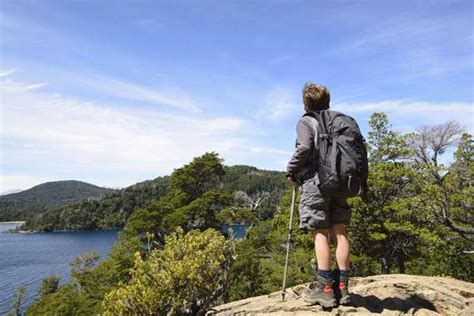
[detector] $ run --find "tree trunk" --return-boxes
[381,257,390,274]
[398,257,405,274]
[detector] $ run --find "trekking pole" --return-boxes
[281,186,297,302]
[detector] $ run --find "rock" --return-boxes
[208,275,474,315]
[413,309,439,316]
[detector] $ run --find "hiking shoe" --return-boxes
[338,275,351,305]
[302,275,336,307]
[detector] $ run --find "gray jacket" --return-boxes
[286,114,319,181]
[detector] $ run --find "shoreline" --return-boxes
[1,228,119,234]
[6,228,120,234]
[0,221,26,224]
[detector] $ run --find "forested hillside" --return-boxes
[21,177,169,231]
[21,166,286,231]
[20,113,473,315]
[0,181,113,221]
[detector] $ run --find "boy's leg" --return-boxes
[330,224,350,270]
[329,197,352,306]
[298,175,336,307]
[302,228,336,307]
[312,229,331,270]
[330,223,351,305]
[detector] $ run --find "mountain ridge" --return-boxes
[0,180,114,221]
[18,165,286,231]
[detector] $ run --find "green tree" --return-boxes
[411,123,472,240]
[410,130,474,281]
[448,133,474,236]
[349,162,442,274]
[28,153,286,315]
[349,112,441,274]
[227,187,315,301]
[8,286,26,316]
[102,228,235,315]
[39,276,61,296]
[163,190,233,232]
[217,207,257,225]
[367,112,413,162]
[164,152,225,207]
[27,250,108,315]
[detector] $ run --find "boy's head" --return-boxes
[302,82,330,112]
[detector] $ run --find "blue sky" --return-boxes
[1,0,473,192]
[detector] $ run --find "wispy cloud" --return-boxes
[39,69,203,112]
[0,69,16,77]
[337,100,473,131]
[338,100,472,114]
[1,79,245,169]
[0,78,49,92]
[248,146,292,156]
[89,75,203,112]
[256,87,299,121]
[23,83,49,90]
[329,13,473,78]
[347,17,445,51]
[0,78,283,190]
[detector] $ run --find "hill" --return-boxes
[20,176,169,231]
[0,180,114,221]
[209,274,474,315]
[21,165,286,231]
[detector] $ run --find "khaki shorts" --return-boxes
[298,174,351,231]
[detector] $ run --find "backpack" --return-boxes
[304,110,368,198]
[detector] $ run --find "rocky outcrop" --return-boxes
[208,274,474,315]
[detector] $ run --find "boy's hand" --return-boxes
[287,175,300,186]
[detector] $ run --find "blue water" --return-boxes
[0,223,248,314]
[0,223,118,315]
[221,224,250,239]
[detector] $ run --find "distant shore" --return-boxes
[0,221,26,234]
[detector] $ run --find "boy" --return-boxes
[286,82,351,307]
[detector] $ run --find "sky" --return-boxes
[0,0,473,192]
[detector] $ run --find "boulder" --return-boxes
[208,274,474,315]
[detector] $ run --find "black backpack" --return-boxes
[305,110,368,198]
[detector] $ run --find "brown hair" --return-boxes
[302,82,330,111]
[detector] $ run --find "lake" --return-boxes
[0,223,118,315]
[0,222,248,314]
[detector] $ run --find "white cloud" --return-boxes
[28,69,203,112]
[337,100,473,128]
[1,78,277,190]
[338,100,472,114]
[0,69,16,77]
[23,83,49,90]
[84,75,202,112]
[256,87,299,121]
[248,146,292,156]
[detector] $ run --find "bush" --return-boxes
[102,228,235,315]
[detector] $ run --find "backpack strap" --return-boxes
[328,113,344,131]
[303,111,327,135]
[304,111,331,165]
